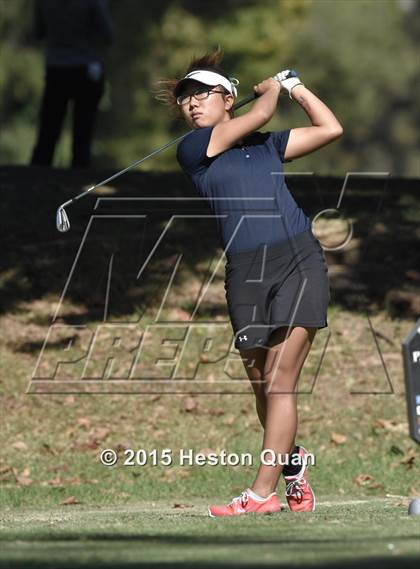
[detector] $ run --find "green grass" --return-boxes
[1,304,418,508]
[1,305,419,568]
[1,498,419,567]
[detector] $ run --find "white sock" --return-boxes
[247,488,275,501]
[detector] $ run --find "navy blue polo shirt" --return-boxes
[176,126,311,256]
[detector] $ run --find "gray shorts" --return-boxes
[224,227,331,350]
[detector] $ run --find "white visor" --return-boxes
[174,69,239,99]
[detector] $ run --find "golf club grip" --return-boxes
[232,92,259,111]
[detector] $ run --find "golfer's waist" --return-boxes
[224,228,317,265]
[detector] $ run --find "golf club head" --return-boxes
[56,207,70,232]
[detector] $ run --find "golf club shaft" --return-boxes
[59,92,259,209]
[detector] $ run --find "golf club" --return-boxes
[55,90,259,232]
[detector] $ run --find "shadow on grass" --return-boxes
[2,532,420,544]
[0,553,419,569]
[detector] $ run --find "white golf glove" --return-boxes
[274,69,304,100]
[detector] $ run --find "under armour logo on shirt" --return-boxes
[238,335,248,342]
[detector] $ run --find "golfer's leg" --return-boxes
[72,71,104,168]
[250,326,317,497]
[238,346,267,428]
[31,68,68,166]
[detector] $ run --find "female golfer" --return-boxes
[157,48,342,516]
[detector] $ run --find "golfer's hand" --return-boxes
[274,69,304,100]
[253,78,281,96]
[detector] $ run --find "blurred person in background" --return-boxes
[30,0,114,168]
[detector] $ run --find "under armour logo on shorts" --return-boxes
[238,335,248,342]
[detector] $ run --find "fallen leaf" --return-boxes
[354,473,374,486]
[400,451,416,469]
[61,496,80,505]
[90,427,111,442]
[12,441,28,451]
[223,417,235,426]
[13,469,33,486]
[42,442,58,456]
[115,442,130,452]
[171,308,190,321]
[77,417,91,429]
[197,448,218,457]
[46,477,63,487]
[16,476,33,486]
[153,405,167,416]
[366,482,385,490]
[154,430,166,437]
[67,477,83,485]
[375,419,406,432]
[164,469,176,479]
[183,397,198,412]
[331,432,347,445]
[208,407,225,416]
[178,469,191,478]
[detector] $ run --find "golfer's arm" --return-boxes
[284,85,343,161]
[251,85,281,121]
[206,87,280,157]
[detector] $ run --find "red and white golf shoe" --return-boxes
[208,488,283,517]
[284,446,316,512]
